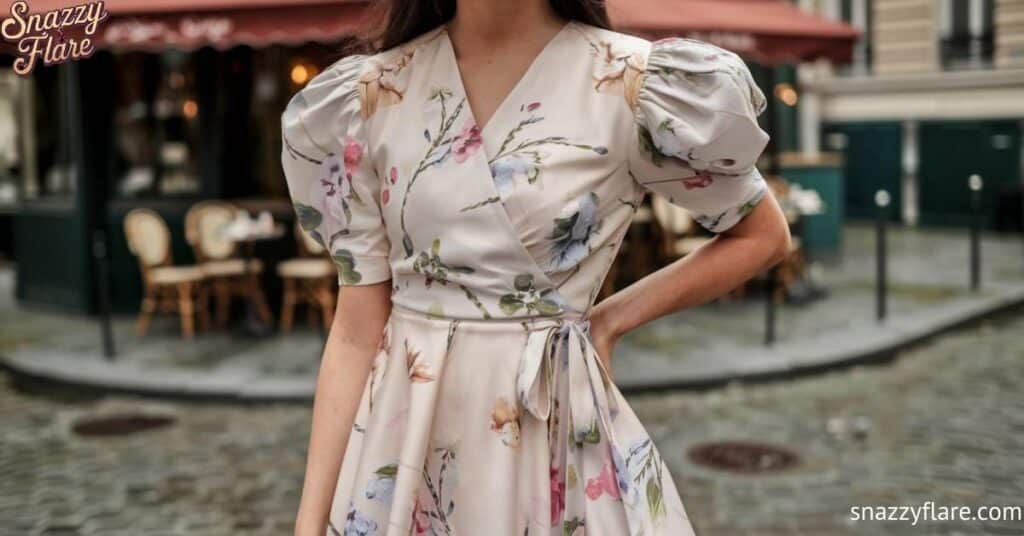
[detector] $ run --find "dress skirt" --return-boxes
[329,305,696,535]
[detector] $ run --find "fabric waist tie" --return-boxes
[516,318,618,447]
[517,318,655,536]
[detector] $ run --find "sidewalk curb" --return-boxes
[3,287,1024,402]
[614,285,1024,394]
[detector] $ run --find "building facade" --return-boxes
[799,0,1024,228]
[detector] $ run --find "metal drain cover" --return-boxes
[72,414,175,437]
[687,441,800,474]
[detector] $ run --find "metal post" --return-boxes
[92,230,116,359]
[764,266,777,346]
[969,174,983,291]
[875,190,890,322]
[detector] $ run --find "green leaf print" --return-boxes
[500,274,563,317]
[412,238,491,318]
[563,517,585,535]
[332,249,362,284]
[499,294,525,315]
[514,274,535,292]
[637,125,664,166]
[646,476,666,519]
[375,464,398,479]
[294,203,322,232]
[574,419,601,447]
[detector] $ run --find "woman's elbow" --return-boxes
[765,222,792,268]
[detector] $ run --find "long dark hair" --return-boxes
[356,0,610,52]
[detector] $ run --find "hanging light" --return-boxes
[774,83,799,107]
[290,62,319,86]
[182,99,198,119]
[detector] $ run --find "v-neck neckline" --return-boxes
[442,20,573,139]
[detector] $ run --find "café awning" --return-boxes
[18,0,368,51]
[609,0,859,64]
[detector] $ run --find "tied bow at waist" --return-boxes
[516,319,619,444]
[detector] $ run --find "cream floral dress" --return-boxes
[281,20,769,536]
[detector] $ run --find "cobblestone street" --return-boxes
[2,308,1023,535]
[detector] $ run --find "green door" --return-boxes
[918,120,1022,228]
[822,122,903,221]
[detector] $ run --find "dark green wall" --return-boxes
[822,122,903,221]
[917,120,1022,228]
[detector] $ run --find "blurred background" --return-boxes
[1,0,1023,534]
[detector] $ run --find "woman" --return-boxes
[283,0,791,534]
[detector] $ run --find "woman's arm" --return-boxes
[294,282,392,536]
[590,193,791,375]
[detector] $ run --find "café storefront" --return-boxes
[3,0,368,313]
[2,0,856,315]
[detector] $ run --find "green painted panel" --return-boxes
[779,163,844,261]
[13,203,91,312]
[918,120,1022,229]
[822,122,903,221]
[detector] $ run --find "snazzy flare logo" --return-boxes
[1,1,109,75]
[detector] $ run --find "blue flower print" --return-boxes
[344,506,378,536]
[547,192,601,273]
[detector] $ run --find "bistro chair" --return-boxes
[649,195,749,300]
[184,201,273,328]
[123,208,209,339]
[651,195,712,261]
[276,223,337,333]
[765,175,807,302]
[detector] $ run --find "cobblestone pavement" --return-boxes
[3,308,1023,535]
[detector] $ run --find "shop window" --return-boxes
[112,51,202,198]
[939,0,995,69]
[1,66,76,204]
[832,0,873,75]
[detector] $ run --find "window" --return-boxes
[824,0,873,75]
[939,0,995,69]
[112,51,202,198]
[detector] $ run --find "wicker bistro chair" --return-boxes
[650,195,712,260]
[184,201,273,328]
[276,223,337,333]
[123,209,210,339]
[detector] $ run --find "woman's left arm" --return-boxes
[589,193,791,375]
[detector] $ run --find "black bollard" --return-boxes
[92,230,116,360]
[875,190,890,323]
[969,174,983,291]
[764,265,776,346]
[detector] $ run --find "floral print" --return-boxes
[490,396,522,447]
[280,19,767,536]
[548,192,601,273]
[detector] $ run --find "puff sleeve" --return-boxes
[627,38,770,233]
[281,54,392,285]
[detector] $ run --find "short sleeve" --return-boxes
[627,38,770,233]
[281,54,391,286]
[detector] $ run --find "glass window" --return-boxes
[839,0,873,75]
[112,51,202,199]
[939,0,995,69]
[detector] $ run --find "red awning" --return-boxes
[609,0,859,64]
[14,0,367,51]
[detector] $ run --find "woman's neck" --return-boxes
[448,0,565,52]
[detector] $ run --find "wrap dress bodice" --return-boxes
[281,20,768,536]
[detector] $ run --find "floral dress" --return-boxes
[281,20,768,536]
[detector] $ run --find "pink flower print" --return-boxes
[683,172,714,190]
[452,123,483,163]
[389,166,398,184]
[550,465,565,525]
[381,188,390,205]
[585,461,622,501]
[527,101,541,112]
[342,137,364,180]
[411,496,429,535]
